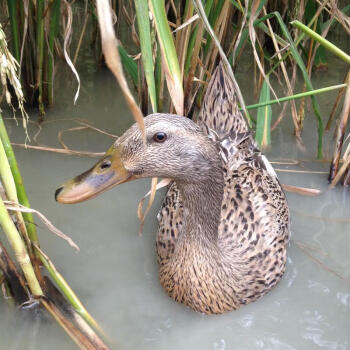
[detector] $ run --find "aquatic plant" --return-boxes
[1,1,348,164]
[0,23,108,350]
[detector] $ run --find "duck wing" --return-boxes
[197,62,249,136]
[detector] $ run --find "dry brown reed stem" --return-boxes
[343,164,350,186]
[137,177,158,235]
[295,240,350,286]
[315,0,350,35]
[329,70,350,183]
[307,11,336,81]
[176,3,193,77]
[248,0,277,100]
[41,278,109,350]
[12,143,104,157]
[184,20,204,113]
[173,14,199,33]
[58,126,89,149]
[329,147,350,188]
[281,184,321,196]
[276,168,328,174]
[231,0,248,64]
[193,0,247,119]
[207,1,231,75]
[0,239,29,304]
[0,25,28,131]
[73,119,118,138]
[271,101,289,131]
[262,6,301,142]
[96,0,145,139]
[4,201,79,251]
[325,71,347,131]
[27,118,118,145]
[270,160,300,165]
[73,12,90,66]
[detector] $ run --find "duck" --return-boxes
[55,63,290,315]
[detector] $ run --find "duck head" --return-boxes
[55,114,221,204]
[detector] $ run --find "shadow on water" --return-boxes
[1,45,350,349]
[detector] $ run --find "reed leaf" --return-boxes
[244,83,347,110]
[6,0,20,62]
[155,38,164,111]
[135,0,157,112]
[118,45,139,87]
[48,0,61,106]
[291,20,350,64]
[192,0,250,123]
[272,11,324,159]
[36,0,45,116]
[0,140,42,296]
[0,115,39,245]
[149,0,184,115]
[96,0,145,137]
[256,77,272,148]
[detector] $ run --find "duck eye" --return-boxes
[100,160,111,170]
[153,132,167,143]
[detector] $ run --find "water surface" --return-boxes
[0,52,349,350]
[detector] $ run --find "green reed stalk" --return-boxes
[184,0,214,75]
[202,0,223,60]
[0,139,43,296]
[149,0,184,115]
[244,83,347,111]
[255,77,272,148]
[0,117,30,249]
[36,0,45,115]
[6,0,20,62]
[155,43,163,112]
[134,0,157,112]
[291,20,350,64]
[0,115,39,246]
[118,45,139,87]
[35,246,104,334]
[48,0,61,106]
[271,11,324,159]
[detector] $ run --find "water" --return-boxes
[0,53,349,349]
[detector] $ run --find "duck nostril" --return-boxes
[55,187,64,201]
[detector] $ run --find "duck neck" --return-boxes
[176,164,224,243]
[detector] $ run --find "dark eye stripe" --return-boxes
[153,132,167,143]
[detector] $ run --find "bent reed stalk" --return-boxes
[0,26,108,349]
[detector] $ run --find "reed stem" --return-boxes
[35,245,104,335]
[291,20,350,64]
[0,114,40,246]
[36,0,46,116]
[243,83,347,111]
[0,140,42,296]
[6,0,20,62]
[48,0,61,106]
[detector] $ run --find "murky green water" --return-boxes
[1,47,349,349]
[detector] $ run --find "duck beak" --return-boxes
[55,145,134,204]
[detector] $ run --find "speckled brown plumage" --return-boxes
[56,63,290,315]
[156,64,290,314]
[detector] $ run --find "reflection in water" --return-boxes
[1,53,349,350]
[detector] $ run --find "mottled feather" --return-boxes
[156,63,289,314]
